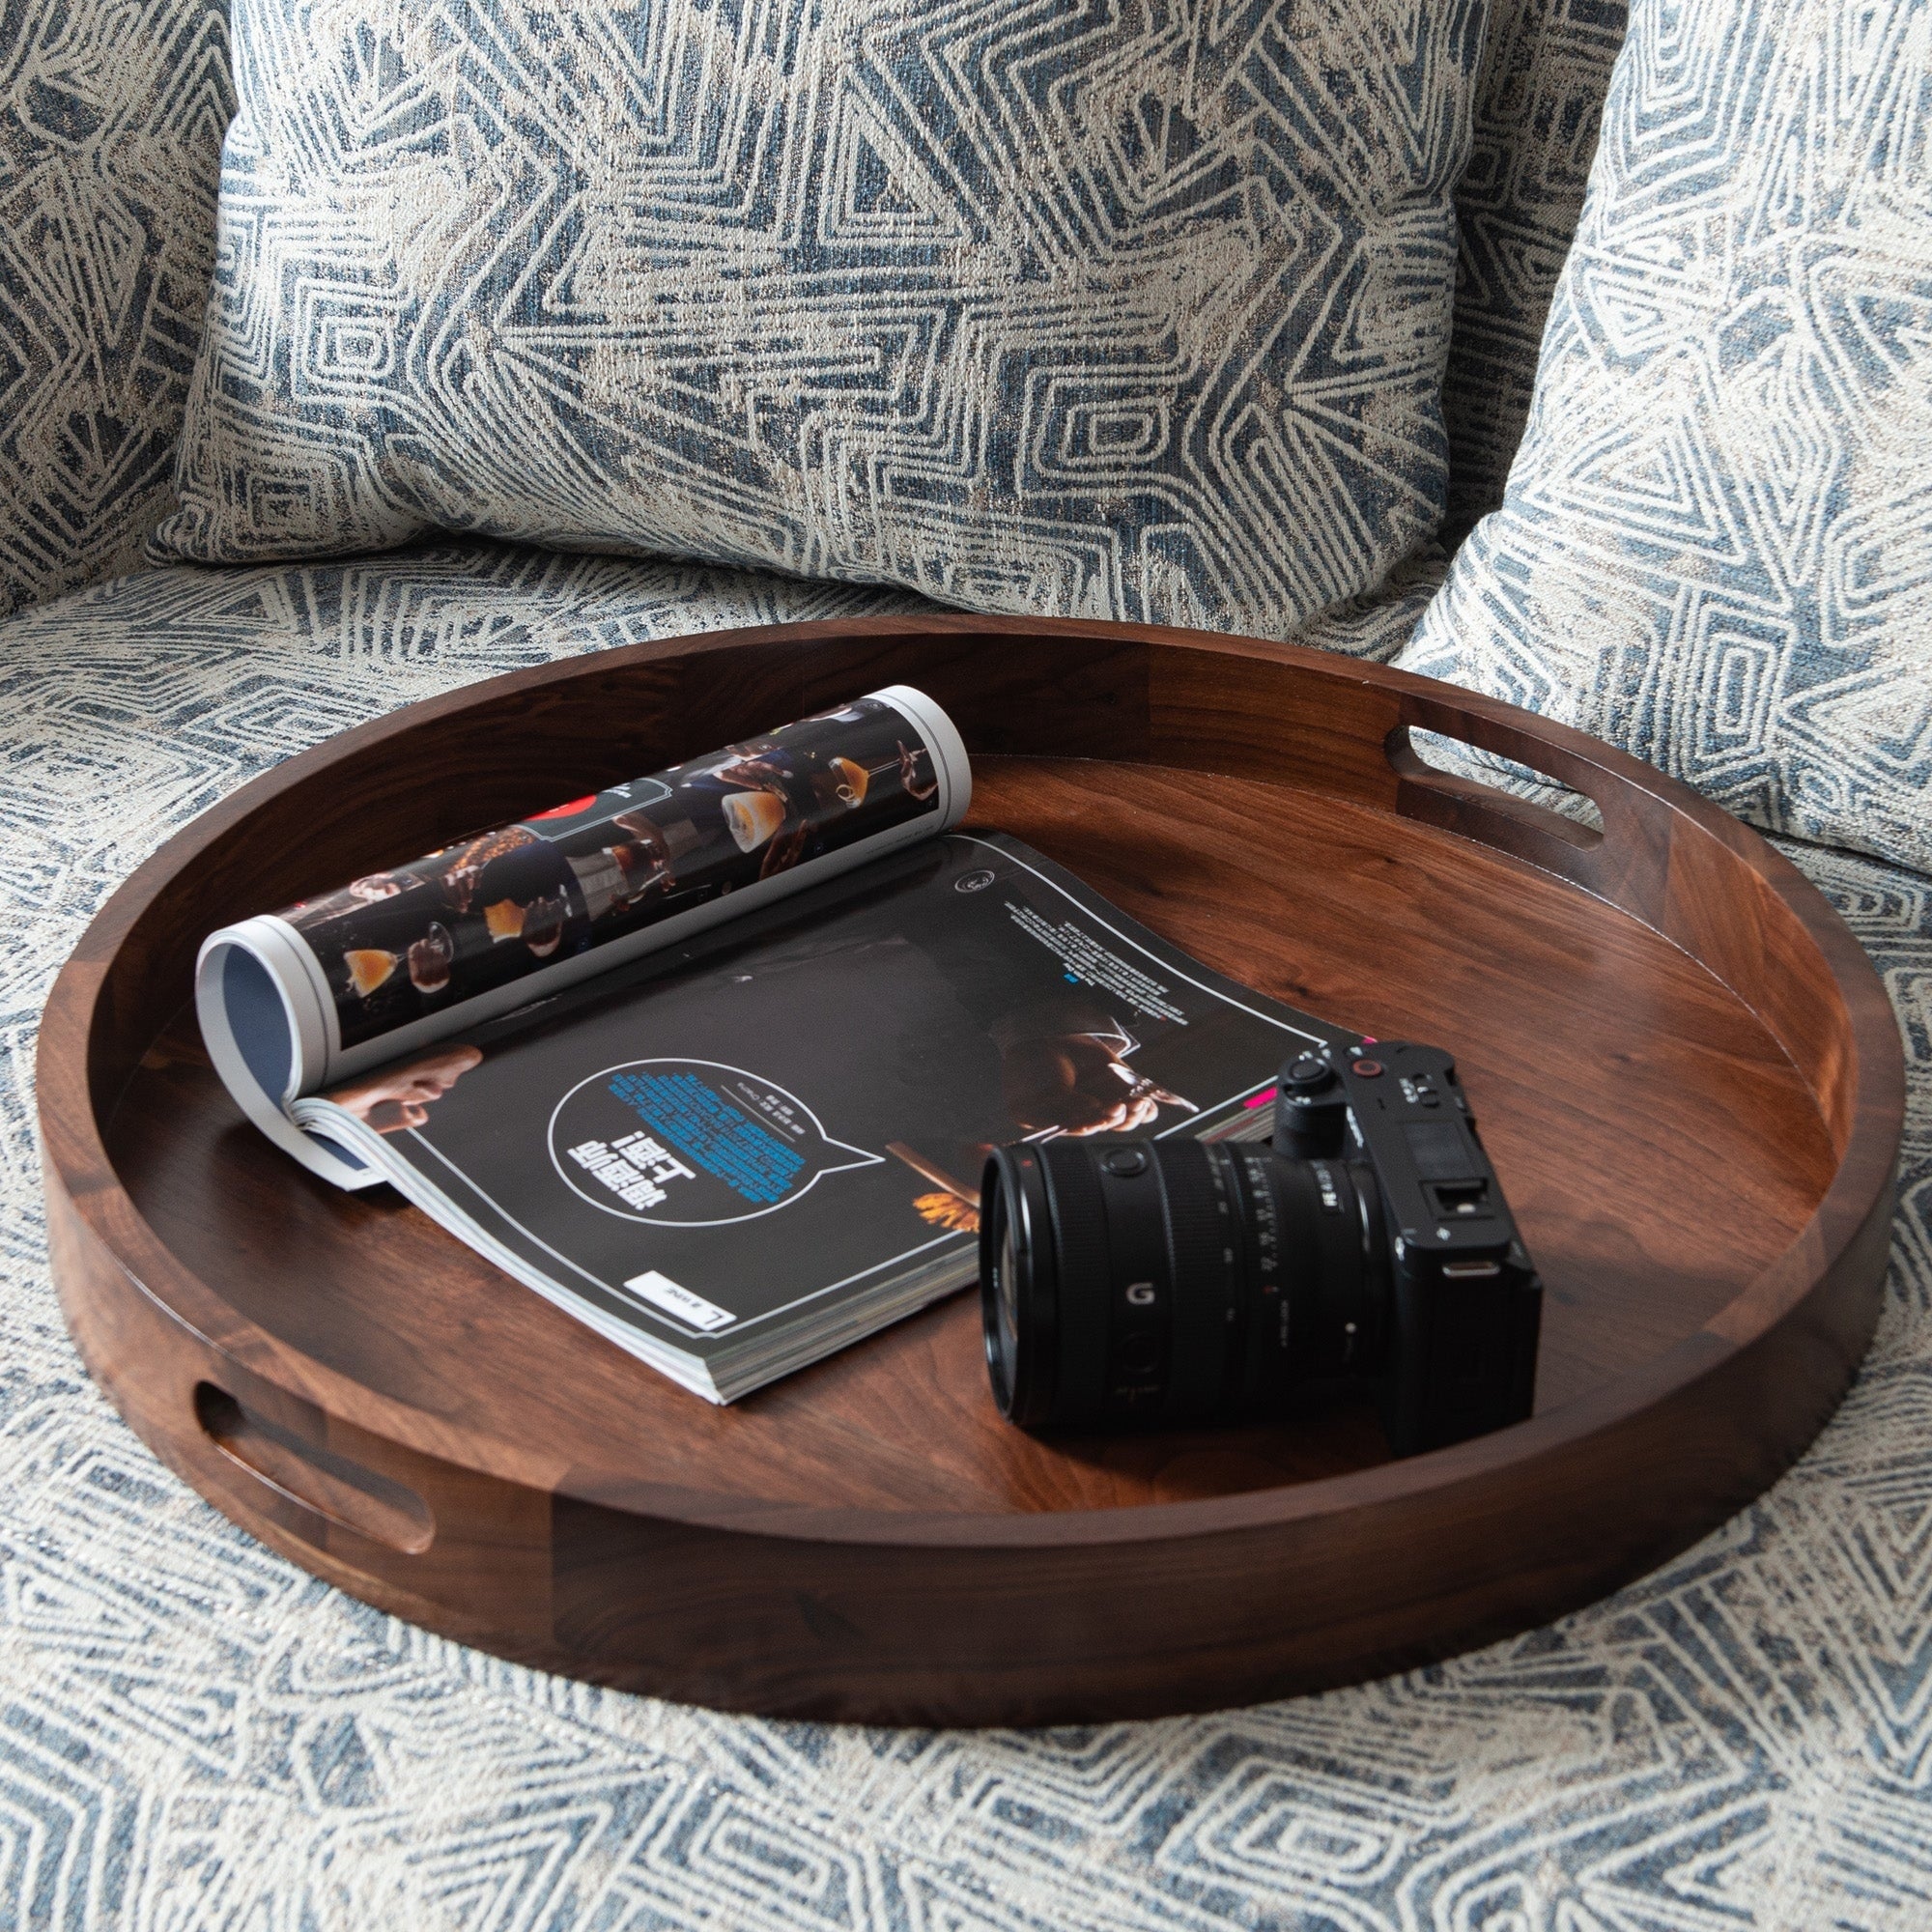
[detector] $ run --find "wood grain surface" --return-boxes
[37,614,1904,1723]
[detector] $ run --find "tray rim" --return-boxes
[39,611,1907,1551]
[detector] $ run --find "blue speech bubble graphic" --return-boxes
[548,1058,881,1227]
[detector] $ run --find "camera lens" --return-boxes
[980,1144,1057,1426]
[979,1138,1389,1431]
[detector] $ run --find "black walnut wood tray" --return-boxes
[39,614,1903,1724]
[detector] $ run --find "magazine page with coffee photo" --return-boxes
[290,833,1359,1401]
[195,688,970,1186]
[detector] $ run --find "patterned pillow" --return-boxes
[0,0,233,617]
[1439,0,1629,541]
[1402,0,1932,870]
[151,0,1486,638]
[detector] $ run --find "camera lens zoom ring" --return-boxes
[1037,1143,1113,1429]
[1151,1139,1239,1420]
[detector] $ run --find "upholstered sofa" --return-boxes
[4,0,1927,1923]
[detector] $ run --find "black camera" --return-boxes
[979,1040,1542,1456]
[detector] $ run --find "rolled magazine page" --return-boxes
[197,687,971,1185]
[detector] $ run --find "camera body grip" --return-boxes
[1277,1043,1542,1454]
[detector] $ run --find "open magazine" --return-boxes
[198,688,1358,1401]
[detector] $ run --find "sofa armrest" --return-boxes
[0,0,232,618]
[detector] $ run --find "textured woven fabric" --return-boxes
[1404,0,1932,872]
[0,0,232,618]
[4,550,1931,1926]
[1439,0,1628,540]
[150,0,1484,639]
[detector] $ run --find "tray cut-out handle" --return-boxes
[1384,694,1629,895]
[194,1382,435,1555]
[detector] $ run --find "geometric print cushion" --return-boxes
[0,0,232,619]
[1399,0,1932,872]
[7,551,1932,1921]
[1437,0,1629,540]
[150,0,1487,640]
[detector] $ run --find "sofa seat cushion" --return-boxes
[3,550,1931,1913]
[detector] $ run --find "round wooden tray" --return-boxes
[40,614,1902,1725]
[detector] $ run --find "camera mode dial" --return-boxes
[1274,1050,1349,1158]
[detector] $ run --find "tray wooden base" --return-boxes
[40,616,1903,1723]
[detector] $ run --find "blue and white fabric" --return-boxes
[1439,0,1629,538]
[150,0,1486,639]
[1404,0,1932,872]
[2,545,1931,1925]
[0,0,232,617]
[0,0,1565,639]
